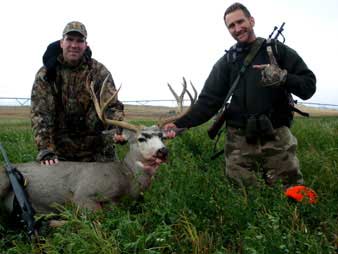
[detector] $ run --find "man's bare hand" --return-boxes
[163,123,177,139]
[114,134,126,144]
[41,158,59,166]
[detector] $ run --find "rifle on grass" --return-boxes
[0,143,39,241]
[207,23,286,140]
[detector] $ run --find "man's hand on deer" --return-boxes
[41,158,59,166]
[36,149,59,166]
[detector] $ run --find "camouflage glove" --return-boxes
[256,46,287,87]
[260,64,287,87]
[36,149,58,162]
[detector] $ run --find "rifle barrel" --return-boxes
[0,143,11,169]
[274,22,285,39]
[0,143,37,238]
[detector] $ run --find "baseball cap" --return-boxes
[62,21,87,38]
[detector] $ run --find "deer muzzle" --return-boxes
[155,147,169,161]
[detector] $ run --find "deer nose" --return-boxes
[156,147,168,160]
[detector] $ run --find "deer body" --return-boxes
[1,161,130,213]
[0,126,168,214]
[1,162,127,213]
[0,77,197,215]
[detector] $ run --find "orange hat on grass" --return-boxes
[285,185,318,204]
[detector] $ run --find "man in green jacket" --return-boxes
[164,3,316,189]
[31,21,124,165]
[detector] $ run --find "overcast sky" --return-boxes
[0,0,337,106]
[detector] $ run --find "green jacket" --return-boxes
[175,38,316,129]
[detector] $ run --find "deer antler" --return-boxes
[159,77,197,127]
[88,74,141,132]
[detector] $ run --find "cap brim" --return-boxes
[63,30,86,38]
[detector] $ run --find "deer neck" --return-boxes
[123,151,152,194]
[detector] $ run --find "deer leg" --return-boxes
[72,195,102,212]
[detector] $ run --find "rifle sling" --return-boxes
[211,38,265,160]
[223,38,265,105]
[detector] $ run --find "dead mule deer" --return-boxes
[0,76,197,214]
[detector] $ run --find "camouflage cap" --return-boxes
[62,21,87,38]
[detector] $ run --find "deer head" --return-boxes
[87,75,197,188]
[87,75,167,181]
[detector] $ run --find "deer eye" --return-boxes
[138,137,147,143]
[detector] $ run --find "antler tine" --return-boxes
[88,76,141,133]
[190,81,198,103]
[99,75,121,115]
[158,77,198,128]
[179,81,197,119]
[167,84,182,113]
[180,77,189,112]
[167,83,179,102]
[183,80,198,109]
[104,116,141,133]
[89,81,104,122]
[99,74,111,110]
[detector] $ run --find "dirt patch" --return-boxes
[295,104,338,117]
[0,105,176,121]
[0,106,31,119]
[0,104,337,121]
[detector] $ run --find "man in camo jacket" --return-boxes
[31,21,124,165]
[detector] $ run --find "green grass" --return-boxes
[0,117,337,253]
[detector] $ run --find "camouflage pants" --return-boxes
[225,126,304,188]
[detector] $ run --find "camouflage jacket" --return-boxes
[31,55,124,160]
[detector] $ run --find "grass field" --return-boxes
[0,112,337,253]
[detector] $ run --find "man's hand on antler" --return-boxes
[163,123,177,139]
[253,47,287,87]
[159,77,196,139]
